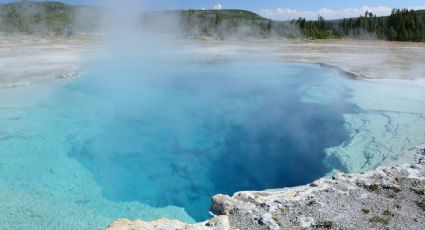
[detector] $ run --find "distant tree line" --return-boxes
[177,8,425,42]
[1,1,424,42]
[291,9,425,42]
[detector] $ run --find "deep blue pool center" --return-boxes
[63,60,356,221]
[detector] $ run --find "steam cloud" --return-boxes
[213,4,222,10]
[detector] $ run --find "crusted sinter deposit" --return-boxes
[3,38,424,90]
[195,39,425,80]
[0,35,99,88]
[108,149,425,230]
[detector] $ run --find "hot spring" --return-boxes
[0,44,424,229]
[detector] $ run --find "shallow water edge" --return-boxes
[0,39,425,228]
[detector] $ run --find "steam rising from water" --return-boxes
[1,1,425,228]
[97,0,181,50]
[69,1,353,221]
[68,60,354,221]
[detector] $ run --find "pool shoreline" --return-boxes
[1,37,425,90]
[108,145,425,230]
[1,36,425,229]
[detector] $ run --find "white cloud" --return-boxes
[213,4,222,10]
[259,6,401,20]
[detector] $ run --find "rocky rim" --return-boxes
[107,146,425,230]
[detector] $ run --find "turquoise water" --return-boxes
[0,57,357,228]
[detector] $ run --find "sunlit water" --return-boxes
[0,52,424,229]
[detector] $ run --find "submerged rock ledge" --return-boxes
[108,147,425,230]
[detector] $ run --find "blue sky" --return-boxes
[1,0,425,19]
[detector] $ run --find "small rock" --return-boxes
[154,224,173,230]
[206,215,230,230]
[298,216,315,229]
[332,173,345,180]
[211,195,234,215]
[258,213,280,230]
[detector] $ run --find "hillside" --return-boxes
[140,9,278,38]
[193,10,276,38]
[179,9,266,21]
[417,9,425,16]
[0,1,100,35]
[0,1,271,36]
[0,1,424,42]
